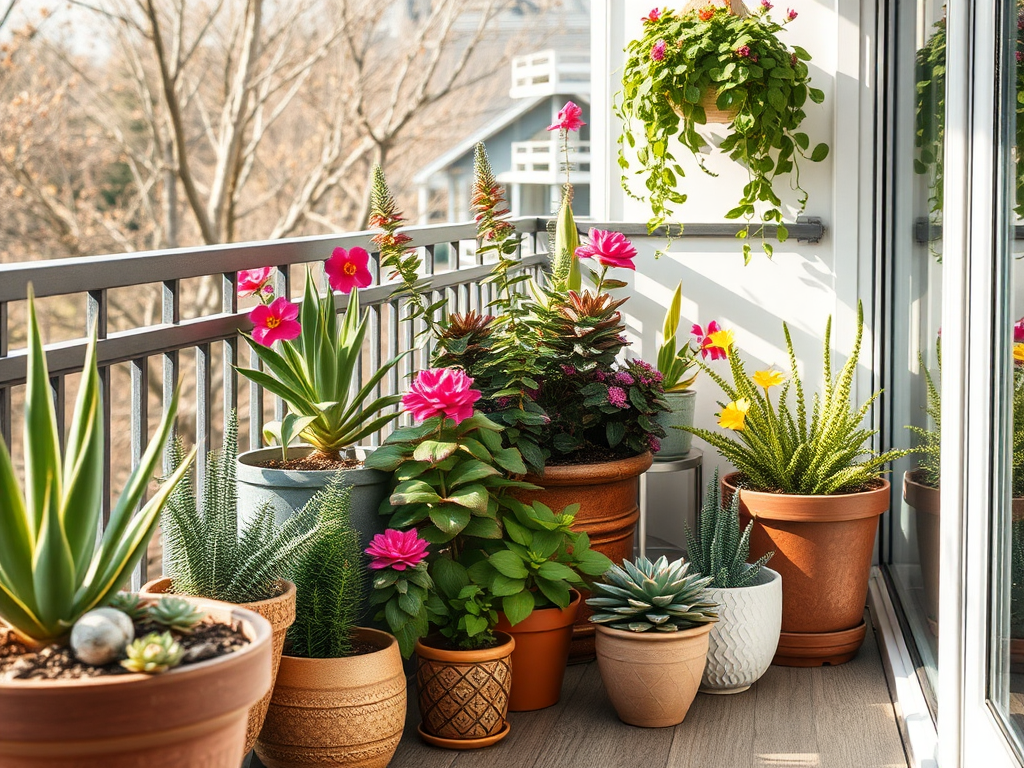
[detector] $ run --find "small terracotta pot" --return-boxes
[495,590,580,711]
[0,596,272,768]
[141,576,296,755]
[594,623,713,728]
[722,472,890,666]
[903,471,941,629]
[414,632,514,748]
[254,628,406,768]
[517,452,653,660]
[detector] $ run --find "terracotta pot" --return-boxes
[594,623,713,728]
[722,472,890,666]
[140,577,295,756]
[517,452,652,660]
[495,590,580,711]
[414,632,514,748]
[903,471,941,630]
[0,596,272,768]
[254,628,406,768]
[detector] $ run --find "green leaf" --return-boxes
[492,447,527,475]
[492,574,526,597]
[446,459,500,488]
[534,576,571,608]
[489,549,529,579]
[413,440,458,463]
[810,143,830,162]
[537,561,576,582]
[461,516,503,539]
[428,503,471,535]
[432,557,469,600]
[501,590,535,627]
[446,484,489,513]
[390,480,442,506]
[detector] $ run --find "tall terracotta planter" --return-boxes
[517,452,652,660]
[140,577,295,756]
[414,632,514,749]
[0,596,272,768]
[722,472,890,667]
[903,470,941,633]
[594,623,713,728]
[254,628,406,768]
[495,590,580,711]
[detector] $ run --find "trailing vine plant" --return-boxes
[616,3,829,263]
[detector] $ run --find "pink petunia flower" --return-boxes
[402,368,482,425]
[642,7,661,23]
[651,40,667,61]
[786,7,798,20]
[547,101,586,132]
[736,45,751,58]
[607,386,629,409]
[238,267,274,298]
[575,229,637,271]
[365,529,429,571]
[692,321,727,361]
[250,297,301,346]
[325,246,373,294]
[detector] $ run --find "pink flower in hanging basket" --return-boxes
[642,8,661,23]
[365,529,429,571]
[651,40,667,61]
[402,367,482,425]
[250,297,301,346]
[325,246,373,294]
[786,7,798,20]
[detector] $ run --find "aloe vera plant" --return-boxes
[0,292,194,646]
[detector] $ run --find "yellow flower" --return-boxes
[718,398,751,431]
[752,369,785,389]
[706,329,735,356]
[1015,343,1024,364]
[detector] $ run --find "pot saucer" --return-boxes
[772,620,867,667]
[417,721,511,750]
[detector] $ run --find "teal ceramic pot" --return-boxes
[654,390,697,459]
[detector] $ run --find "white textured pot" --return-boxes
[700,567,782,694]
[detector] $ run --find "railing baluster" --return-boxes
[130,355,149,589]
[402,298,414,427]
[388,299,400,432]
[473,240,484,312]
[369,252,382,447]
[195,343,212,503]
[162,279,181,475]
[222,272,238,430]
[274,265,291,423]
[0,300,8,447]
[49,375,65,451]
[88,290,111,523]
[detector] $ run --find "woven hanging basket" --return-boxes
[674,0,750,124]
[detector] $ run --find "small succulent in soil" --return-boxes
[148,598,205,634]
[107,592,149,622]
[122,632,184,674]
[70,608,135,666]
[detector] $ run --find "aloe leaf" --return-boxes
[23,290,61,541]
[31,474,76,633]
[300,270,319,361]
[0,436,33,600]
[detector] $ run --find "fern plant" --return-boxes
[686,470,772,589]
[681,302,912,495]
[906,341,941,489]
[161,414,324,605]
[287,479,366,659]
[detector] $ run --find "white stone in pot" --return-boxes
[70,608,135,666]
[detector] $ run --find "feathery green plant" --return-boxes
[161,414,325,604]
[681,302,912,494]
[686,470,772,589]
[906,340,941,489]
[287,479,366,659]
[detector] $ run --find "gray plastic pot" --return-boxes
[654,390,696,459]
[237,445,389,553]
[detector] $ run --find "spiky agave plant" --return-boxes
[686,470,773,589]
[587,556,717,632]
[0,291,193,646]
[161,413,325,605]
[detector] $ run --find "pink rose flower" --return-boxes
[325,246,373,294]
[651,40,667,61]
[547,101,586,132]
[574,228,638,270]
[250,297,301,346]
[692,321,727,361]
[786,7,798,20]
[365,529,429,571]
[238,267,274,298]
[402,368,482,425]
[642,7,661,23]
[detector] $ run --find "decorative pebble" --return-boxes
[70,608,135,666]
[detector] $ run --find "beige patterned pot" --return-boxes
[141,577,296,755]
[414,632,514,748]
[255,628,406,768]
[595,623,713,727]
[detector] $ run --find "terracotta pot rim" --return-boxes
[594,622,715,642]
[0,596,271,691]
[526,451,653,484]
[903,468,939,491]
[723,472,891,522]
[140,576,296,610]
[280,626,397,664]
[415,631,514,662]
[495,589,581,633]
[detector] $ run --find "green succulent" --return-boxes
[587,556,718,632]
[148,597,205,634]
[686,470,772,589]
[107,592,148,622]
[122,632,184,674]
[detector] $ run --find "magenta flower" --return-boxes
[651,40,667,61]
[692,321,727,361]
[547,101,586,133]
[642,7,661,23]
[614,371,635,386]
[648,435,662,453]
[607,386,629,409]
[575,229,638,271]
[786,7,798,20]
[402,368,482,425]
[760,0,773,8]
[366,529,429,571]
[325,246,373,294]
[238,267,274,298]
[1017,51,1023,64]
[1014,318,1024,343]
[250,297,301,346]
[561,364,577,375]
[736,45,751,58]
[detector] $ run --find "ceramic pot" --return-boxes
[414,632,514,748]
[0,596,272,768]
[140,577,295,756]
[495,590,580,711]
[254,628,406,768]
[517,452,653,660]
[700,567,782,693]
[236,445,389,553]
[654,390,696,459]
[903,470,940,631]
[722,472,889,666]
[594,622,713,727]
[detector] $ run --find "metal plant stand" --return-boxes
[637,449,704,560]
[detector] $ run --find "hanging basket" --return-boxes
[680,0,749,16]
